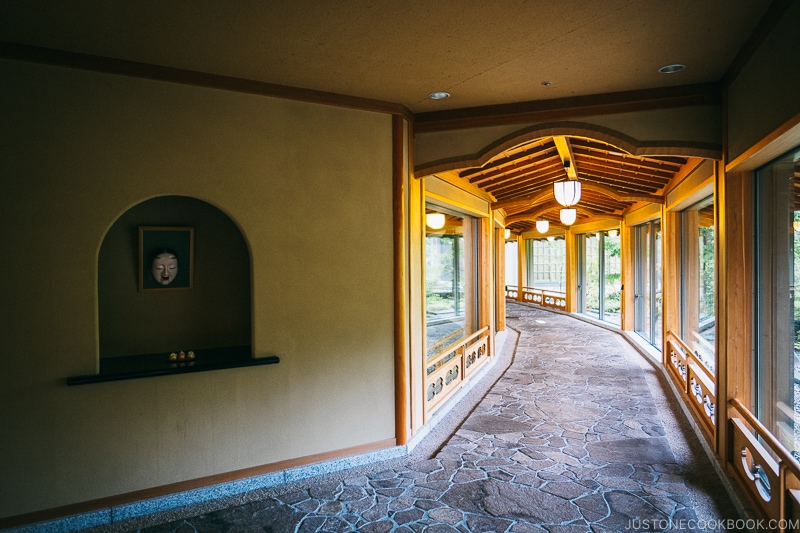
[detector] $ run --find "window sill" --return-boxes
[67,346,279,386]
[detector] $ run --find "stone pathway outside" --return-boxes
[109,303,742,532]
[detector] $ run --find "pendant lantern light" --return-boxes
[553,179,582,207]
[426,213,446,230]
[559,208,577,226]
[535,220,550,234]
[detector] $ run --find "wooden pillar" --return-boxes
[620,220,635,331]
[517,235,525,302]
[719,165,753,462]
[392,114,409,446]
[496,228,507,331]
[565,229,578,313]
[662,208,683,366]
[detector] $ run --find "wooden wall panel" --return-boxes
[719,167,754,462]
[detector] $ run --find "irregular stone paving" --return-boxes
[141,304,733,533]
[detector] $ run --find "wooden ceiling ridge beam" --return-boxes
[553,136,578,180]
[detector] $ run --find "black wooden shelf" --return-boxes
[67,346,279,385]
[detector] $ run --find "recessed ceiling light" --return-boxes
[428,92,450,100]
[659,64,686,74]
[541,81,552,87]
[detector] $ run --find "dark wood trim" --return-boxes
[0,438,398,530]
[392,115,409,446]
[721,0,795,88]
[0,41,413,121]
[414,83,722,133]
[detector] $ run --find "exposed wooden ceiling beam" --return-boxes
[553,136,578,180]
[581,182,665,204]
[506,202,623,225]
[465,150,559,184]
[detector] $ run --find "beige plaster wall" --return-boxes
[0,59,395,517]
[414,105,722,169]
[726,1,800,162]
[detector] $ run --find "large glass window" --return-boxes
[577,230,621,325]
[425,207,479,359]
[584,234,601,319]
[526,237,566,291]
[603,231,622,325]
[681,197,716,372]
[756,147,800,457]
[505,239,518,288]
[634,220,662,348]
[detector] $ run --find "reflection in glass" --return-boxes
[681,198,716,372]
[634,221,661,348]
[584,233,601,319]
[603,232,622,325]
[527,237,565,291]
[756,148,800,458]
[425,208,477,360]
[505,240,518,288]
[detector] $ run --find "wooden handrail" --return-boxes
[666,329,694,359]
[427,326,490,367]
[667,330,714,383]
[730,397,800,476]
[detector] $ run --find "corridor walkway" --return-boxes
[115,303,740,532]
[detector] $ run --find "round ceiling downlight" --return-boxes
[428,92,450,100]
[658,64,686,74]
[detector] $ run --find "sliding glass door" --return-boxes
[634,220,662,348]
[577,230,621,325]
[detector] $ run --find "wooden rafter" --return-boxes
[450,135,687,227]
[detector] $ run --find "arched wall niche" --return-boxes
[98,195,252,359]
[414,120,722,178]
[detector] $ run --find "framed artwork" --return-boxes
[139,226,194,291]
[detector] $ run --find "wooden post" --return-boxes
[565,229,577,313]
[496,227,507,331]
[517,234,525,302]
[392,114,408,446]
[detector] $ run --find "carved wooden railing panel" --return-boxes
[505,285,518,299]
[729,398,800,531]
[665,330,716,441]
[424,326,491,422]
[506,286,566,311]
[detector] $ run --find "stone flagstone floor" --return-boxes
[108,303,743,532]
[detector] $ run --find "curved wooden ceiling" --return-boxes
[451,135,688,233]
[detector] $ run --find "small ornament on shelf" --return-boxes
[168,350,196,366]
